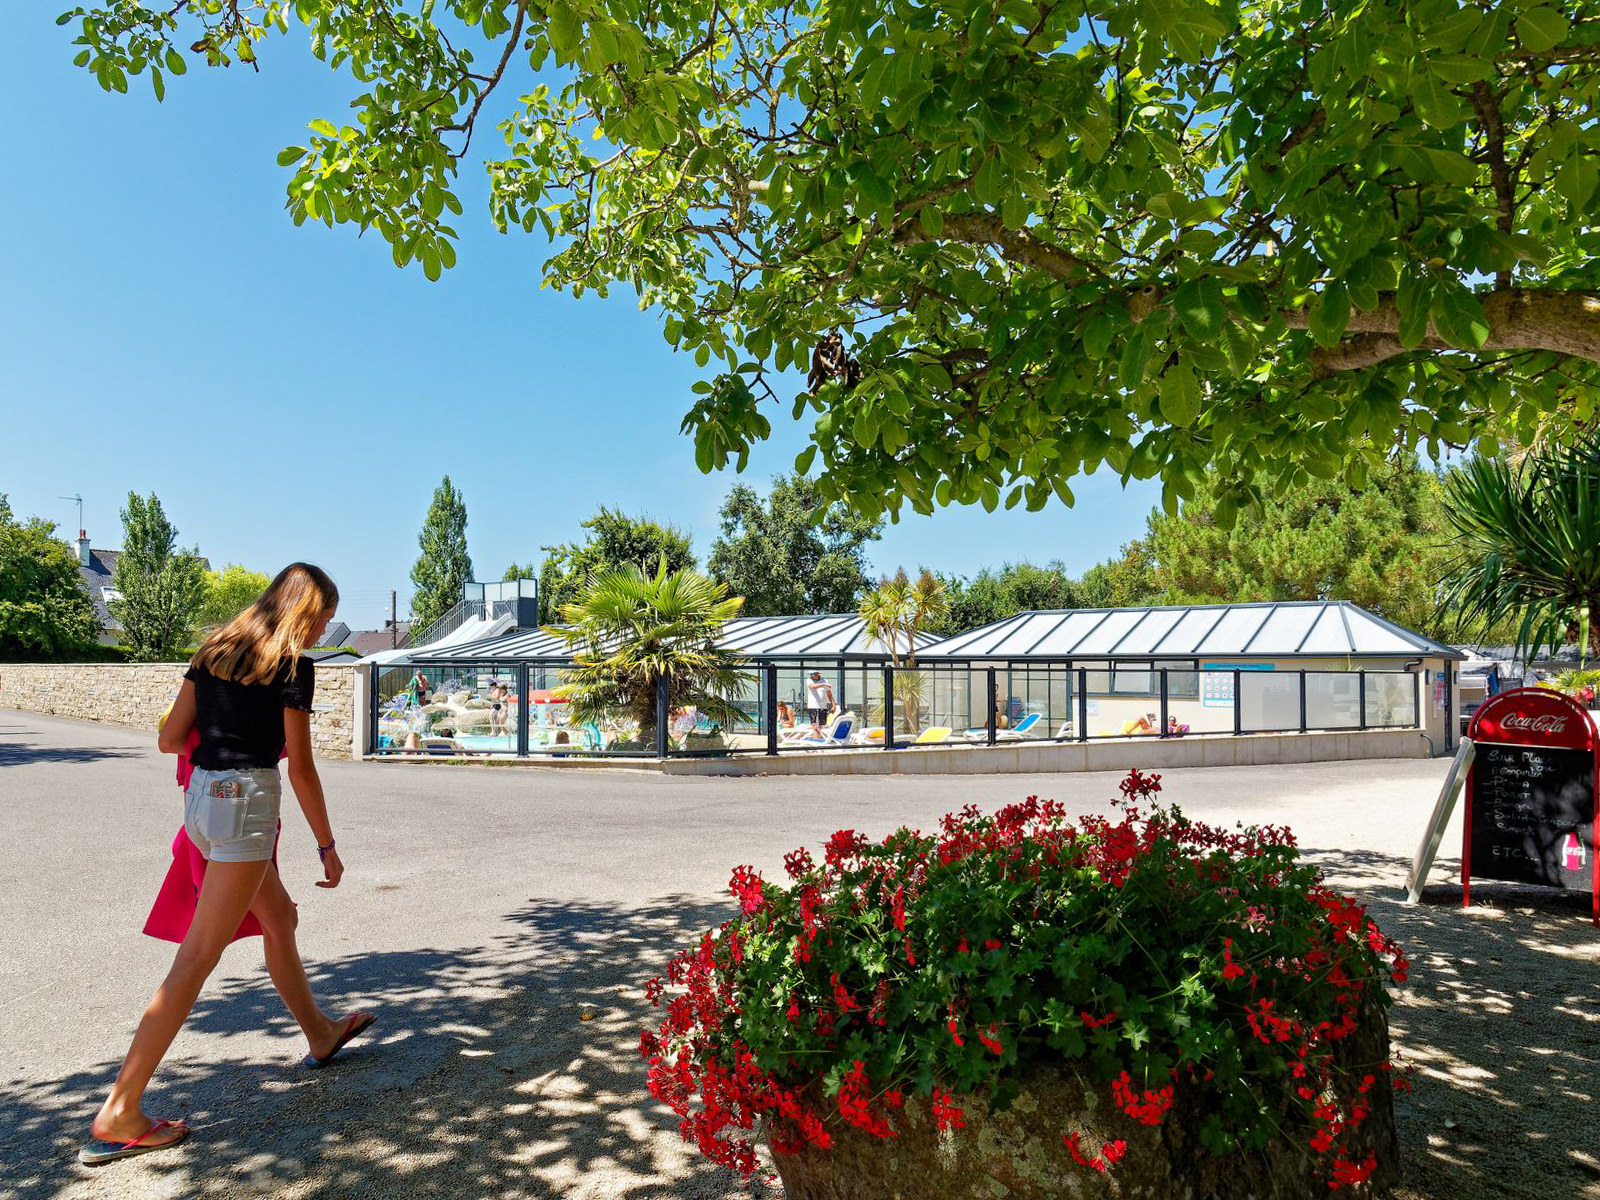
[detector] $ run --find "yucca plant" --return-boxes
[860,569,950,733]
[1438,434,1600,663]
[548,558,753,749]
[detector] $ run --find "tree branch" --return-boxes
[1281,288,1600,377]
[895,212,1103,279]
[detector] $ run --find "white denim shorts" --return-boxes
[183,766,282,863]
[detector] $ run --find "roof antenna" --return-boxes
[60,493,84,537]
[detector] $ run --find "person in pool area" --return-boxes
[80,563,376,1167]
[804,670,835,737]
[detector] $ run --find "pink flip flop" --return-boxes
[304,1011,377,1069]
[79,1118,189,1166]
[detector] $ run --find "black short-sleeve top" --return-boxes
[184,655,315,771]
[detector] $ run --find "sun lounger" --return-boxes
[784,712,856,747]
[959,712,1044,742]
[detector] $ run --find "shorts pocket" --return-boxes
[200,792,249,843]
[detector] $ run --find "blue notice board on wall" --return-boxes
[1201,662,1273,708]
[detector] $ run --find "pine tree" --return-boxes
[110,492,207,661]
[410,476,473,631]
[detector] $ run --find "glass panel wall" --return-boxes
[1365,672,1418,728]
[373,662,518,755]
[371,660,1423,758]
[1305,672,1361,730]
[1239,671,1300,732]
[1165,670,1234,735]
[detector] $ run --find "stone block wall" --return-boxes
[0,662,358,760]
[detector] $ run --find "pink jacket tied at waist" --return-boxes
[143,727,284,945]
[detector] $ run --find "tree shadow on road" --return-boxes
[0,896,773,1200]
[0,739,138,767]
[1305,845,1600,1200]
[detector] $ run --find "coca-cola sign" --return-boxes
[1471,686,1595,752]
[1500,712,1569,734]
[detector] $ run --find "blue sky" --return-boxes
[0,9,1157,629]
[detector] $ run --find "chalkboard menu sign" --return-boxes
[1464,687,1599,919]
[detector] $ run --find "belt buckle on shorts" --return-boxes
[209,779,242,800]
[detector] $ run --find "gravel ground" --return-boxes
[1,710,1596,1200]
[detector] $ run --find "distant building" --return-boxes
[349,622,410,657]
[72,531,123,646]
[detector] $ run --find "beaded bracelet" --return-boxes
[317,839,336,860]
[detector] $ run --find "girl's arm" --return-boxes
[284,708,344,888]
[158,680,198,754]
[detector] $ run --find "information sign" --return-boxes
[1463,687,1598,921]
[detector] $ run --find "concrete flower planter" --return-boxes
[773,997,1399,1200]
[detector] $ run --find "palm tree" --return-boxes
[859,568,951,733]
[1438,433,1600,662]
[548,558,753,749]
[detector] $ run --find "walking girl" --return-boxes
[81,563,375,1165]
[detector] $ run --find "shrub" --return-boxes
[641,770,1407,1188]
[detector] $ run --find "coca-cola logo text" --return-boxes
[1500,713,1568,734]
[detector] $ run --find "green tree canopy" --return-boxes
[0,495,102,660]
[708,473,883,615]
[197,564,272,630]
[411,475,473,632]
[1114,463,1452,634]
[1076,543,1161,610]
[110,492,206,661]
[502,561,537,581]
[936,562,1082,635]
[548,559,750,749]
[539,508,694,623]
[1438,434,1600,658]
[63,0,1600,520]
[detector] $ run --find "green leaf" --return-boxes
[1517,6,1570,53]
[1173,276,1226,341]
[276,145,305,167]
[1396,273,1434,350]
[1308,281,1350,349]
[794,445,818,476]
[1159,363,1202,427]
[1411,71,1465,129]
[1430,283,1490,349]
[1556,155,1598,209]
[549,5,582,58]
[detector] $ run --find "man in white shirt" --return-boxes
[805,671,835,737]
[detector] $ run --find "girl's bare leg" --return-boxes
[92,859,271,1142]
[248,865,344,1057]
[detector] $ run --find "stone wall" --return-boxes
[0,662,358,760]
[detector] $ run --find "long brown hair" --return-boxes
[191,563,339,685]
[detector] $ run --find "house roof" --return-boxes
[77,548,123,632]
[315,621,353,649]
[918,601,1463,661]
[403,614,940,664]
[305,647,363,663]
[350,628,410,656]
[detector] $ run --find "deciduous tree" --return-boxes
[198,564,272,630]
[62,0,1600,517]
[936,562,1082,634]
[708,474,883,615]
[539,508,694,623]
[0,496,102,659]
[110,492,206,661]
[411,476,473,632]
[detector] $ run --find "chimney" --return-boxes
[76,530,92,567]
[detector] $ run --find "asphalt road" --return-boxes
[4,710,1593,1200]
